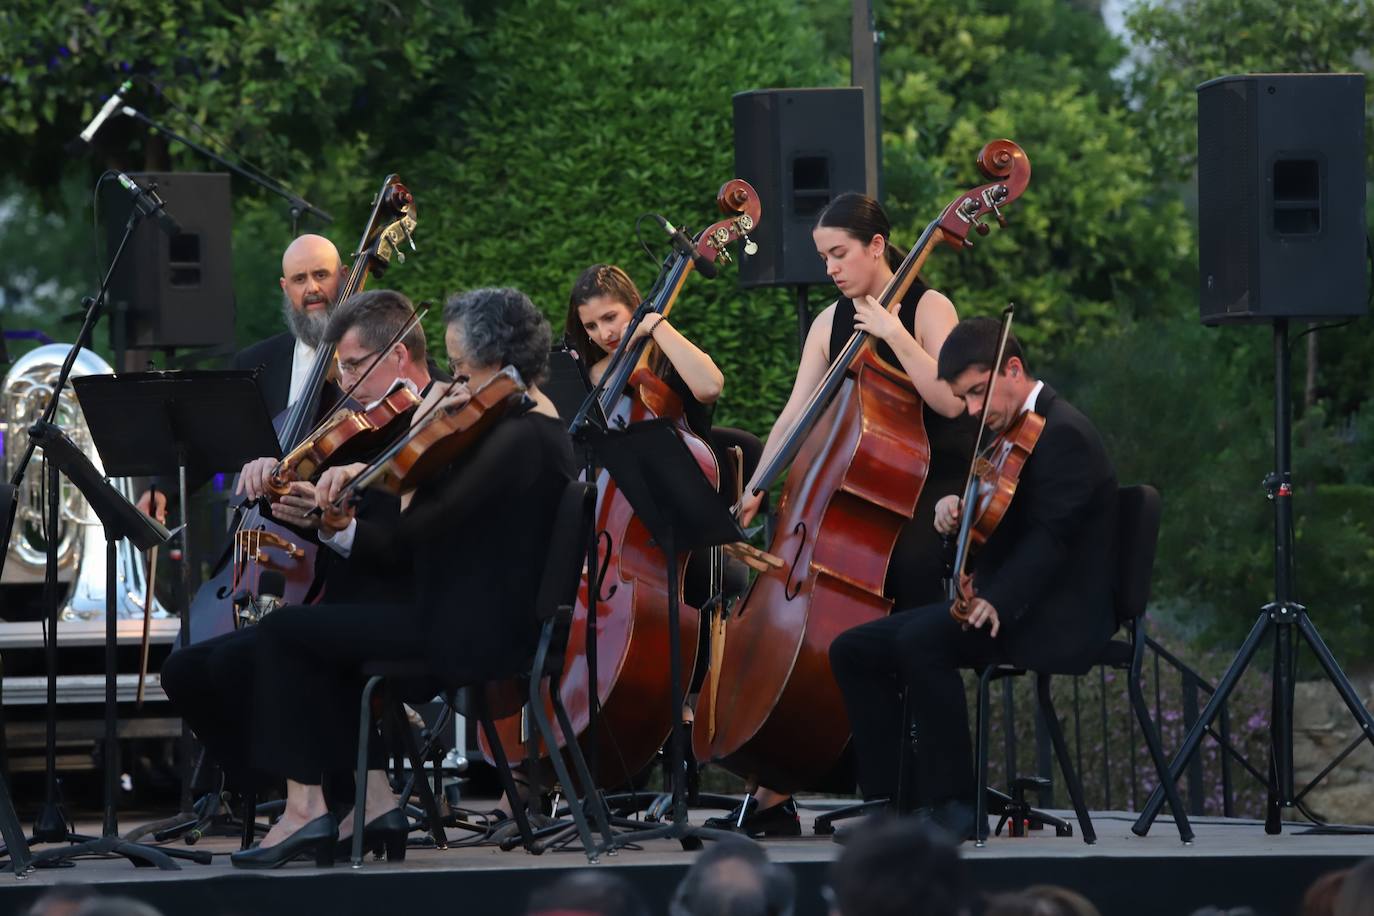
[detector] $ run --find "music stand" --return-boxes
[72,370,280,639]
[20,422,210,871]
[584,418,747,849]
[545,346,598,426]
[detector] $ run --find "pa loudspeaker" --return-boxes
[1196,73,1367,324]
[102,171,236,349]
[733,88,868,288]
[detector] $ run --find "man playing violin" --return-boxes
[229,287,573,868]
[828,316,1117,841]
[235,288,435,528]
[160,289,435,797]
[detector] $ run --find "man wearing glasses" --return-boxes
[161,289,439,800]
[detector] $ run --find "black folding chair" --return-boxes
[349,479,614,864]
[973,485,1188,845]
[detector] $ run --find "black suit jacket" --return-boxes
[972,384,1118,673]
[348,409,576,686]
[232,331,297,418]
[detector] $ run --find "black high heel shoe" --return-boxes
[230,813,338,869]
[336,807,410,862]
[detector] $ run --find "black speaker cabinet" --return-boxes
[1197,73,1367,324]
[733,88,868,288]
[102,171,236,349]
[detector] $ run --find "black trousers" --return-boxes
[829,601,1004,805]
[251,602,438,786]
[162,628,263,792]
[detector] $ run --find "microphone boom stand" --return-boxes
[117,105,331,233]
[0,190,200,869]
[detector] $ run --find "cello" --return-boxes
[693,141,1030,792]
[484,180,761,785]
[187,175,417,643]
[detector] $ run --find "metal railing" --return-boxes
[977,626,1275,819]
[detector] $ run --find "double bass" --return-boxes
[484,180,761,784]
[693,141,1030,792]
[187,175,417,643]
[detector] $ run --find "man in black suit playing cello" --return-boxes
[829,316,1117,840]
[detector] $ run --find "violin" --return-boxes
[694,141,1031,792]
[187,175,418,643]
[266,306,431,496]
[946,306,1045,622]
[320,367,528,516]
[267,380,422,498]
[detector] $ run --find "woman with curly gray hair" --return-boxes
[232,287,574,870]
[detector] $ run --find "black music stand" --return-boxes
[584,418,747,850]
[72,370,280,644]
[545,346,598,426]
[20,422,210,871]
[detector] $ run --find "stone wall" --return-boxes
[1293,675,1374,825]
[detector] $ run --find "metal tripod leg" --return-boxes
[1133,611,1271,836]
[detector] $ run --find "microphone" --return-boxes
[77,80,132,146]
[656,216,718,280]
[113,172,182,236]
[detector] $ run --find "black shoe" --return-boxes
[335,807,410,862]
[230,813,338,869]
[703,797,801,838]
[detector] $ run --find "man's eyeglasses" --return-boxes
[338,345,390,376]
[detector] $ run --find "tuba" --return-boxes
[0,344,166,621]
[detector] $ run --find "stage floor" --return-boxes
[3,801,1372,916]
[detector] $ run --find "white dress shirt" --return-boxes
[287,338,319,408]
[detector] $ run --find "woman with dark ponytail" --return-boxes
[704,192,977,837]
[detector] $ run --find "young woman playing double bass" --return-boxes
[705,192,977,836]
[565,262,724,428]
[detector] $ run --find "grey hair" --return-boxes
[442,287,551,384]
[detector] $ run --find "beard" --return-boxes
[281,291,334,349]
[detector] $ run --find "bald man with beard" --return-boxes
[235,233,348,416]
[137,234,347,522]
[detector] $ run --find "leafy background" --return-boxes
[4,0,1374,816]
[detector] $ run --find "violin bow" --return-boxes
[284,306,430,452]
[948,303,1016,606]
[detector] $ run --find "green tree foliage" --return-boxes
[0,0,475,349]
[876,0,1193,356]
[1114,0,1374,662]
[399,0,837,433]
[1124,0,1374,185]
[0,0,475,189]
[1064,317,1374,657]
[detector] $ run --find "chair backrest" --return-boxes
[1114,484,1162,628]
[534,479,597,625]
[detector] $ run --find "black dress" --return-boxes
[827,284,979,609]
[249,404,576,784]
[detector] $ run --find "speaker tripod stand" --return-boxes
[1133,319,1374,837]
